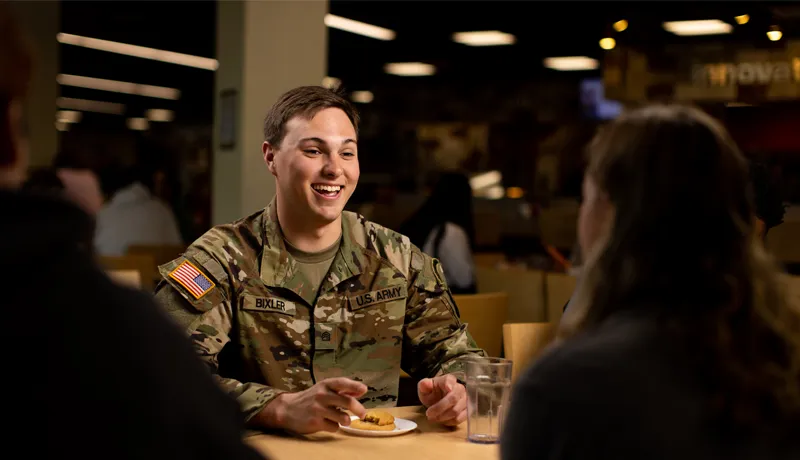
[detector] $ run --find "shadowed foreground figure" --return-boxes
[502,105,800,460]
[0,5,265,458]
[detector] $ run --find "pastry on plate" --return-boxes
[350,410,396,431]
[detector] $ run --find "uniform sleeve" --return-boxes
[154,251,285,422]
[401,247,486,380]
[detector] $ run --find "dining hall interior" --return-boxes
[6,1,800,459]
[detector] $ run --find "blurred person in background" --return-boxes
[399,171,477,294]
[502,105,800,460]
[155,86,484,435]
[357,182,398,228]
[52,149,106,216]
[21,166,65,193]
[22,155,104,221]
[94,157,183,256]
[0,5,264,458]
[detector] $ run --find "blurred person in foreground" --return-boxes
[0,6,264,459]
[400,171,477,293]
[562,158,789,315]
[502,105,800,460]
[155,86,485,435]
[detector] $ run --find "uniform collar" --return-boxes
[259,197,370,306]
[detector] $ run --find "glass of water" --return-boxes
[464,357,513,444]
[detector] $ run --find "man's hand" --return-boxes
[253,378,368,434]
[417,374,467,426]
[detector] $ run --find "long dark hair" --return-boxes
[562,105,800,429]
[400,172,476,251]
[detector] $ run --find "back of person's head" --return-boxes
[0,3,33,185]
[21,167,64,193]
[565,104,800,429]
[79,128,141,198]
[426,172,474,222]
[400,171,475,250]
[263,86,359,148]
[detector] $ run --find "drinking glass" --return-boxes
[464,357,512,444]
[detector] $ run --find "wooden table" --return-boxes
[246,406,499,460]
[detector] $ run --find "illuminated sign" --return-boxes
[692,57,800,86]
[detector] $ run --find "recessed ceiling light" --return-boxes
[322,76,342,89]
[613,20,628,32]
[543,56,599,71]
[56,110,82,123]
[127,117,149,131]
[351,91,374,103]
[384,62,436,76]
[599,37,616,50]
[57,97,125,114]
[484,185,505,200]
[506,187,525,199]
[663,20,733,36]
[56,33,218,70]
[469,170,502,190]
[57,74,180,100]
[324,14,396,41]
[767,26,783,41]
[146,109,174,122]
[452,30,516,46]
[734,14,749,25]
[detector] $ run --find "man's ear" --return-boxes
[263,141,277,176]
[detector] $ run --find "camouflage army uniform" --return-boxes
[155,199,485,421]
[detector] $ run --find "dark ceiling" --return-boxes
[58,1,800,125]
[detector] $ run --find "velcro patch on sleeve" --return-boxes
[169,260,216,300]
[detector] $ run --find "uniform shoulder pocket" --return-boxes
[412,249,449,293]
[410,249,460,319]
[158,253,227,312]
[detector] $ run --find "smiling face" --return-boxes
[264,107,359,228]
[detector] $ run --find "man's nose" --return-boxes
[322,153,343,177]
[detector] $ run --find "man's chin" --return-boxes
[310,206,343,225]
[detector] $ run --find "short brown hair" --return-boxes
[0,3,33,166]
[263,86,359,147]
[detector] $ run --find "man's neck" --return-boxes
[276,198,342,253]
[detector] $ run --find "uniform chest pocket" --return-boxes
[346,285,407,346]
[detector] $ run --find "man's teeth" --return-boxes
[312,185,342,193]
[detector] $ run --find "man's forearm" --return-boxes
[247,392,290,429]
[211,375,286,423]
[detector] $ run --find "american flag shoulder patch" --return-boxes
[168,260,216,300]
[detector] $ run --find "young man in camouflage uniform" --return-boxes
[155,86,485,434]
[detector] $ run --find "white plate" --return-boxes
[339,415,417,437]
